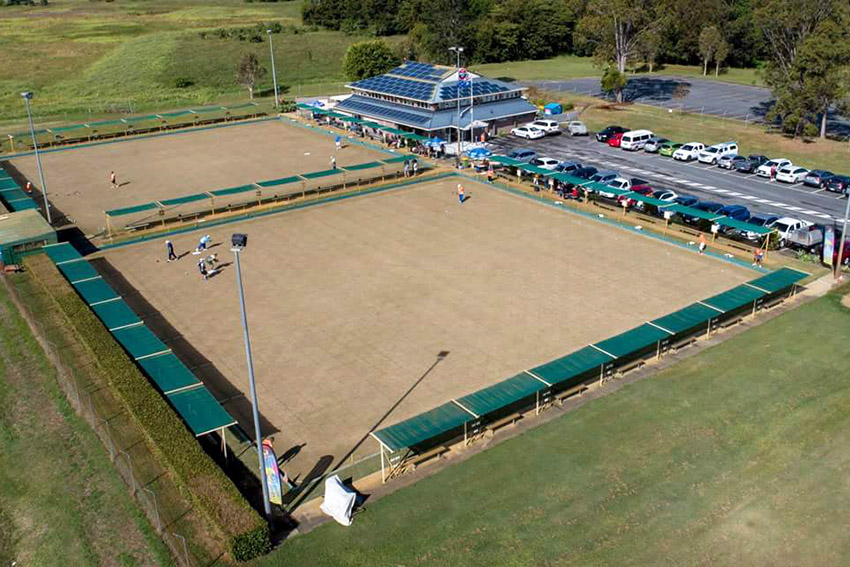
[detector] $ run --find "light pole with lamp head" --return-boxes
[448,46,464,163]
[21,91,51,225]
[267,30,280,108]
[231,233,272,519]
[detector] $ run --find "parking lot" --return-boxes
[488,130,849,226]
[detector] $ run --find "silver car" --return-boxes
[567,121,588,136]
[644,137,669,153]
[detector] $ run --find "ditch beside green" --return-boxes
[263,287,850,566]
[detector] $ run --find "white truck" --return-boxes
[770,217,821,251]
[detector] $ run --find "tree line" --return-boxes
[304,0,849,138]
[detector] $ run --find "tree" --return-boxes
[796,20,850,137]
[343,40,400,81]
[600,66,628,101]
[635,28,661,72]
[237,53,265,99]
[714,37,729,76]
[698,26,722,76]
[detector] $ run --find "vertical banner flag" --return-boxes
[262,439,283,506]
[823,226,835,267]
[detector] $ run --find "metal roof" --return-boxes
[0,210,54,248]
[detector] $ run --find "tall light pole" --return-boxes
[835,192,850,278]
[448,46,464,163]
[231,234,272,518]
[267,30,280,108]
[21,91,51,225]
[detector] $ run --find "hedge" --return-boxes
[24,254,270,561]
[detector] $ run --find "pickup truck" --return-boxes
[771,217,821,251]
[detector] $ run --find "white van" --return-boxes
[697,141,738,165]
[620,129,654,151]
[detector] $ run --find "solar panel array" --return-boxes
[351,75,436,101]
[440,81,510,100]
[338,99,431,125]
[387,61,447,82]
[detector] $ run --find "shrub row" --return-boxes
[24,255,270,561]
[198,21,301,42]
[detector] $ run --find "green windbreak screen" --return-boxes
[160,193,209,207]
[89,119,125,128]
[529,346,613,386]
[210,184,255,197]
[111,325,169,360]
[374,401,472,452]
[123,115,157,124]
[73,278,119,305]
[593,323,671,358]
[703,284,765,313]
[257,176,301,188]
[138,353,201,395]
[57,260,99,283]
[301,169,341,180]
[166,387,236,436]
[43,243,82,264]
[91,299,141,331]
[746,267,808,293]
[668,204,723,221]
[224,102,258,110]
[651,303,719,335]
[106,202,160,217]
[50,124,88,133]
[456,373,545,417]
[160,110,193,118]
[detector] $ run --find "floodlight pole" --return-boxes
[449,46,464,163]
[232,243,272,518]
[267,30,280,108]
[835,191,850,278]
[21,92,51,225]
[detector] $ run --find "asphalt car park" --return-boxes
[488,129,848,224]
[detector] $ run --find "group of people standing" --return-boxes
[165,235,220,281]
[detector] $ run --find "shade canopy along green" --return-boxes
[343,161,384,171]
[593,323,672,359]
[9,200,40,212]
[715,217,774,235]
[257,176,301,188]
[622,193,676,208]
[160,109,193,118]
[91,298,141,331]
[400,132,430,141]
[105,202,161,218]
[456,373,546,418]
[518,163,555,177]
[73,278,120,305]
[529,346,614,386]
[111,324,170,360]
[301,168,341,180]
[650,302,720,335]
[667,204,723,221]
[138,353,201,395]
[166,386,237,436]
[381,155,410,164]
[210,184,255,197]
[43,242,83,264]
[746,267,808,293]
[160,193,210,207]
[702,284,765,313]
[57,260,100,283]
[0,178,20,190]
[491,155,524,167]
[373,401,474,452]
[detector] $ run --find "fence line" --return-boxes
[1,274,213,567]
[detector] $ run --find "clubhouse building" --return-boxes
[334,61,537,140]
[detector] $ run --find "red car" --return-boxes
[607,132,624,148]
[832,239,850,266]
[618,184,654,207]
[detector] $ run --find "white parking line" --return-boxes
[726,191,744,197]
[701,185,716,190]
[712,188,730,193]
[741,195,758,200]
[754,198,771,203]
[812,188,825,194]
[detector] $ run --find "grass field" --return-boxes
[476,55,764,87]
[0,283,172,566]
[0,0,390,127]
[260,285,850,567]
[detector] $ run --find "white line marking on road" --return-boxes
[701,186,716,190]
[741,195,758,200]
[784,206,803,211]
[726,191,744,197]
[812,188,825,194]
[712,188,730,193]
[754,199,771,203]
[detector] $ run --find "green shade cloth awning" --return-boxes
[650,302,720,335]
[380,127,406,135]
[43,242,82,264]
[301,169,341,180]
[73,278,120,305]
[456,373,546,417]
[621,193,675,208]
[746,267,809,293]
[593,323,672,358]
[9,200,40,212]
[715,217,775,235]
[166,387,236,436]
[223,102,258,110]
[381,156,410,164]
[518,164,555,177]
[160,193,210,207]
[491,155,524,167]
[257,176,301,188]
[529,346,614,386]
[111,324,169,360]
[209,184,255,197]
[373,401,473,452]
[91,299,141,331]
[49,124,88,133]
[400,132,430,141]
[123,115,158,124]
[668,204,723,221]
[343,161,384,171]
[0,178,20,190]
[160,110,193,118]
[57,260,100,283]
[138,353,201,395]
[105,202,160,218]
[702,284,765,313]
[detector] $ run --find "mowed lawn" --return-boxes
[263,288,850,566]
[0,283,171,567]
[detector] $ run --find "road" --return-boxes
[487,132,850,225]
[525,76,850,137]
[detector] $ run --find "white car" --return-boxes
[652,189,678,202]
[769,217,812,246]
[599,177,631,198]
[672,142,705,161]
[775,165,809,184]
[529,120,560,135]
[511,126,545,140]
[697,141,738,165]
[756,158,792,178]
[530,157,560,170]
[567,121,588,136]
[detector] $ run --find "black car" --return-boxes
[826,175,850,194]
[718,204,751,222]
[595,125,628,142]
[556,161,582,173]
[736,213,781,241]
[734,154,769,174]
[803,170,835,188]
[683,201,723,224]
[573,166,598,180]
[674,194,699,207]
